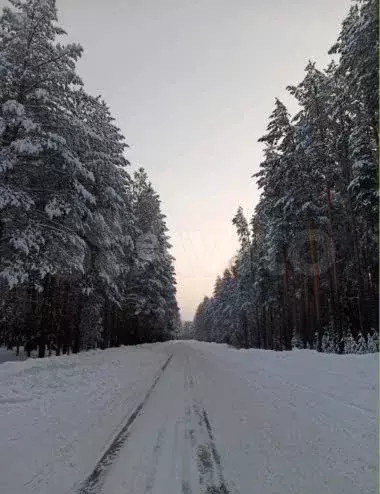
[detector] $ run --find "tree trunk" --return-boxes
[308,222,321,329]
[38,275,53,358]
[38,336,46,358]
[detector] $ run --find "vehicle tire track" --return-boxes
[186,353,233,494]
[144,421,167,492]
[182,360,195,494]
[76,353,173,494]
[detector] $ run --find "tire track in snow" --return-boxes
[144,421,167,492]
[76,353,173,494]
[186,353,232,494]
[181,358,195,494]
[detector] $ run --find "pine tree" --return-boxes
[343,330,358,354]
[0,0,90,288]
[367,332,378,353]
[291,329,303,350]
[125,168,179,343]
[330,0,378,136]
[356,332,367,354]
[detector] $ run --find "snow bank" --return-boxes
[185,340,378,414]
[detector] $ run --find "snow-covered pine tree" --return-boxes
[0,0,90,288]
[232,207,251,249]
[330,0,378,138]
[356,333,367,354]
[231,207,258,347]
[0,0,99,356]
[329,0,378,335]
[125,168,179,344]
[69,92,136,350]
[343,330,358,354]
[287,62,342,350]
[367,332,378,353]
[322,332,333,353]
[255,98,296,350]
[291,329,303,350]
[193,297,213,342]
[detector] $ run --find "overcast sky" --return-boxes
[1,0,351,320]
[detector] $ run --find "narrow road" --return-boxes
[78,342,377,494]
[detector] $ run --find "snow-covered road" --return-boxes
[0,341,377,494]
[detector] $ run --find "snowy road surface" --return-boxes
[0,341,377,494]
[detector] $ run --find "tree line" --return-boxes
[193,0,378,353]
[0,0,180,357]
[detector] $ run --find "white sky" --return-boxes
[0,0,352,320]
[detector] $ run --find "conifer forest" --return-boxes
[193,0,378,353]
[0,0,378,356]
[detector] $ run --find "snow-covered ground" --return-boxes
[0,341,377,494]
[0,347,28,364]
